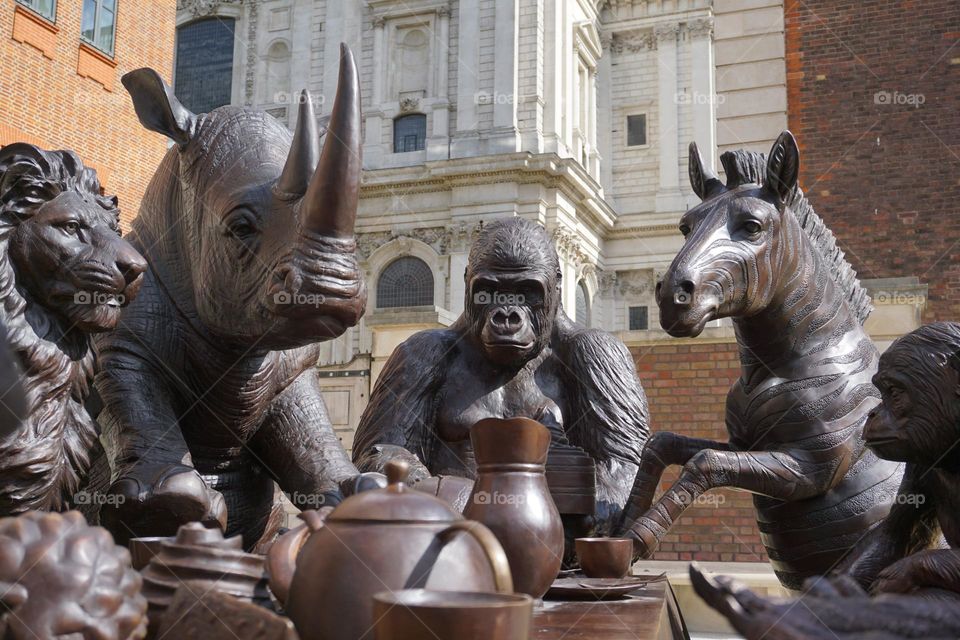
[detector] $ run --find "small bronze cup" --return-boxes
[575,537,633,578]
[372,590,533,640]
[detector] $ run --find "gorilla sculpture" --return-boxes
[95,46,370,549]
[689,323,960,638]
[353,217,650,547]
[0,144,145,514]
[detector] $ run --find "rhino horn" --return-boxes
[301,43,362,238]
[276,90,321,198]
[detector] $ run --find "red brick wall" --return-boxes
[0,0,176,227]
[632,341,769,562]
[785,1,960,322]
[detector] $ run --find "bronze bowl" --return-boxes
[575,537,633,578]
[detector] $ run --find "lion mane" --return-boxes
[0,143,115,513]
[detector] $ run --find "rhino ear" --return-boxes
[121,68,196,147]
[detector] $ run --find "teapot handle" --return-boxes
[438,520,514,594]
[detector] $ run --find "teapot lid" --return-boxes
[328,460,462,523]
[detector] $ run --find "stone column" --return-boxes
[655,22,682,213]
[588,69,600,181]
[688,18,716,178]
[597,35,613,196]
[364,15,386,165]
[492,0,520,152]
[453,0,480,157]
[542,0,565,155]
[428,6,451,160]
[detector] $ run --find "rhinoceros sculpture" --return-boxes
[96,45,369,549]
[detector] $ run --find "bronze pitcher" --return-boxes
[286,460,512,640]
[464,417,564,598]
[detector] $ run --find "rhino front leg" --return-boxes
[626,447,841,558]
[251,369,365,515]
[96,364,226,546]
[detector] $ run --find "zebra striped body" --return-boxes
[617,133,903,589]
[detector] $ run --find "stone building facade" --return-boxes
[0,0,177,226]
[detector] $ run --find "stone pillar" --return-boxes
[655,22,682,213]
[588,69,600,181]
[365,16,386,165]
[492,0,521,152]
[597,35,613,197]
[542,0,565,155]
[453,0,480,157]
[428,7,451,161]
[688,18,716,183]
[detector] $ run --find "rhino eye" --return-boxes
[223,207,259,241]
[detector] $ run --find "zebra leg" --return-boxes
[616,433,730,536]
[626,448,839,558]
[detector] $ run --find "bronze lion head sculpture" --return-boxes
[0,143,146,335]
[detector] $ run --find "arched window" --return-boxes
[175,18,235,114]
[264,40,291,104]
[394,114,427,153]
[377,257,434,308]
[575,281,590,326]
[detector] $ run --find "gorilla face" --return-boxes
[469,270,551,367]
[865,346,960,467]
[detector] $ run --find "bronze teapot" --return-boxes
[286,460,513,640]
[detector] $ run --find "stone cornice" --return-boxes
[359,152,618,231]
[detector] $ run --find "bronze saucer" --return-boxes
[544,574,665,600]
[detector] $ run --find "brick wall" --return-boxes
[632,340,769,562]
[785,1,960,322]
[0,0,176,227]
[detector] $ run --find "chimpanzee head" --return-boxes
[864,322,960,468]
[464,218,561,367]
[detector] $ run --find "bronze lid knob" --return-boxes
[385,460,410,487]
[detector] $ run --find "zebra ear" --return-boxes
[688,142,723,200]
[764,131,800,205]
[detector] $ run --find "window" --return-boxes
[175,18,236,114]
[575,281,590,326]
[377,257,434,308]
[81,0,116,56]
[394,114,427,153]
[628,306,649,331]
[627,114,647,147]
[17,0,56,22]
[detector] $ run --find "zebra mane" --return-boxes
[720,150,873,325]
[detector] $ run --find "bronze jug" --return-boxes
[463,417,564,598]
[286,460,513,640]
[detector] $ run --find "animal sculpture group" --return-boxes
[0,39,949,639]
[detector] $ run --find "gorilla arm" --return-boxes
[836,463,940,589]
[558,324,651,533]
[352,329,457,481]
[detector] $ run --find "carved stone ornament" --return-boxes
[399,96,420,113]
[177,0,240,19]
[686,17,714,39]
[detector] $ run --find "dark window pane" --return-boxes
[394,114,426,153]
[80,0,115,55]
[97,2,115,52]
[628,306,648,331]
[377,257,434,308]
[17,0,56,21]
[627,114,647,147]
[575,282,589,325]
[175,18,236,114]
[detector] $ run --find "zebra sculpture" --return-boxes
[616,131,904,589]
